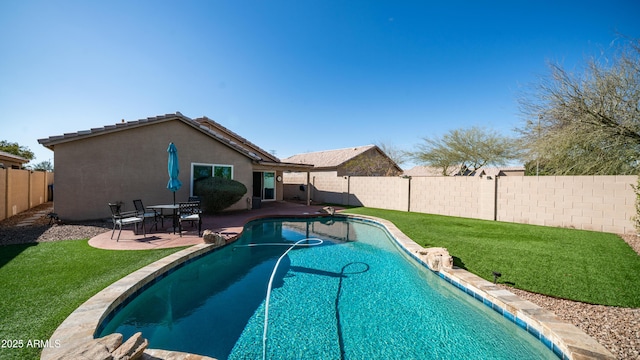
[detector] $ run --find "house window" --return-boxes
[191,163,233,196]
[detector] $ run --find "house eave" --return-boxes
[254,161,314,171]
[37,113,267,162]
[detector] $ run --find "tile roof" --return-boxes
[38,112,270,162]
[479,166,525,177]
[0,150,29,163]
[195,117,279,163]
[282,145,378,168]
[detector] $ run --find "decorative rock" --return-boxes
[417,247,453,271]
[50,338,113,360]
[96,333,123,353]
[111,332,148,360]
[202,229,226,247]
[320,206,335,216]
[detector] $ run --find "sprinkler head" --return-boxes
[492,271,502,284]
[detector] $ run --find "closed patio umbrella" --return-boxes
[167,142,182,205]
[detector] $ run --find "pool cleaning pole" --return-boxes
[262,238,323,360]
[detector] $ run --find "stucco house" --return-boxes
[0,150,29,169]
[38,112,311,221]
[282,145,402,178]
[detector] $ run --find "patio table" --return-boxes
[147,204,179,234]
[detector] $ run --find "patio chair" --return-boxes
[133,199,158,231]
[108,203,145,241]
[178,201,202,237]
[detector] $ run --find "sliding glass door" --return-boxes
[253,171,275,201]
[263,172,275,200]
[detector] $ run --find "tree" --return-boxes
[0,140,34,161]
[410,126,520,176]
[31,160,53,171]
[375,141,409,168]
[517,37,640,175]
[342,155,402,176]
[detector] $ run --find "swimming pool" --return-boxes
[98,217,558,359]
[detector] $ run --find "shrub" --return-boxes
[193,177,247,214]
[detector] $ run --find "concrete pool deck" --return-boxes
[44,202,615,360]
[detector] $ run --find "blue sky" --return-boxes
[1,1,638,169]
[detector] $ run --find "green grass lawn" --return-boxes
[343,207,640,308]
[0,240,184,360]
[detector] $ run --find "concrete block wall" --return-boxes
[282,173,308,183]
[478,176,498,221]
[312,176,349,205]
[349,176,409,211]
[410,177,482,219]
[497,175,637,234]
[284,174,638,234]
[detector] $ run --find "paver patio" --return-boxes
[89,201,335,250]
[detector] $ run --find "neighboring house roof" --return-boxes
[478,166,526,177]
[403,165,462,177]
[0,150,29,168]
[0,150,29,163]
[282,145,402,172]
[37,112,312,170]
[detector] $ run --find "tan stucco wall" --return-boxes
[0,169,53,221]
[29,170,47,208]
[7,168,30,217]
[0,168,6,220]
[53,120,254,221]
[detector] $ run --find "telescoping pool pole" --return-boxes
[259,238,323,360]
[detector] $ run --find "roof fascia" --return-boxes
[37,113,265,162]
[254,161,314,171]
[37,113,190,150]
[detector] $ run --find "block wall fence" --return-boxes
[284,175,638,234]
[0,168,54,221]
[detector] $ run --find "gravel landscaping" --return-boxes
[0,203,111,246]
[1,203,638,359]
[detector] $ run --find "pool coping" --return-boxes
[41,214,615,360]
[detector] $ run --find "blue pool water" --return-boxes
[98,217,557,359]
